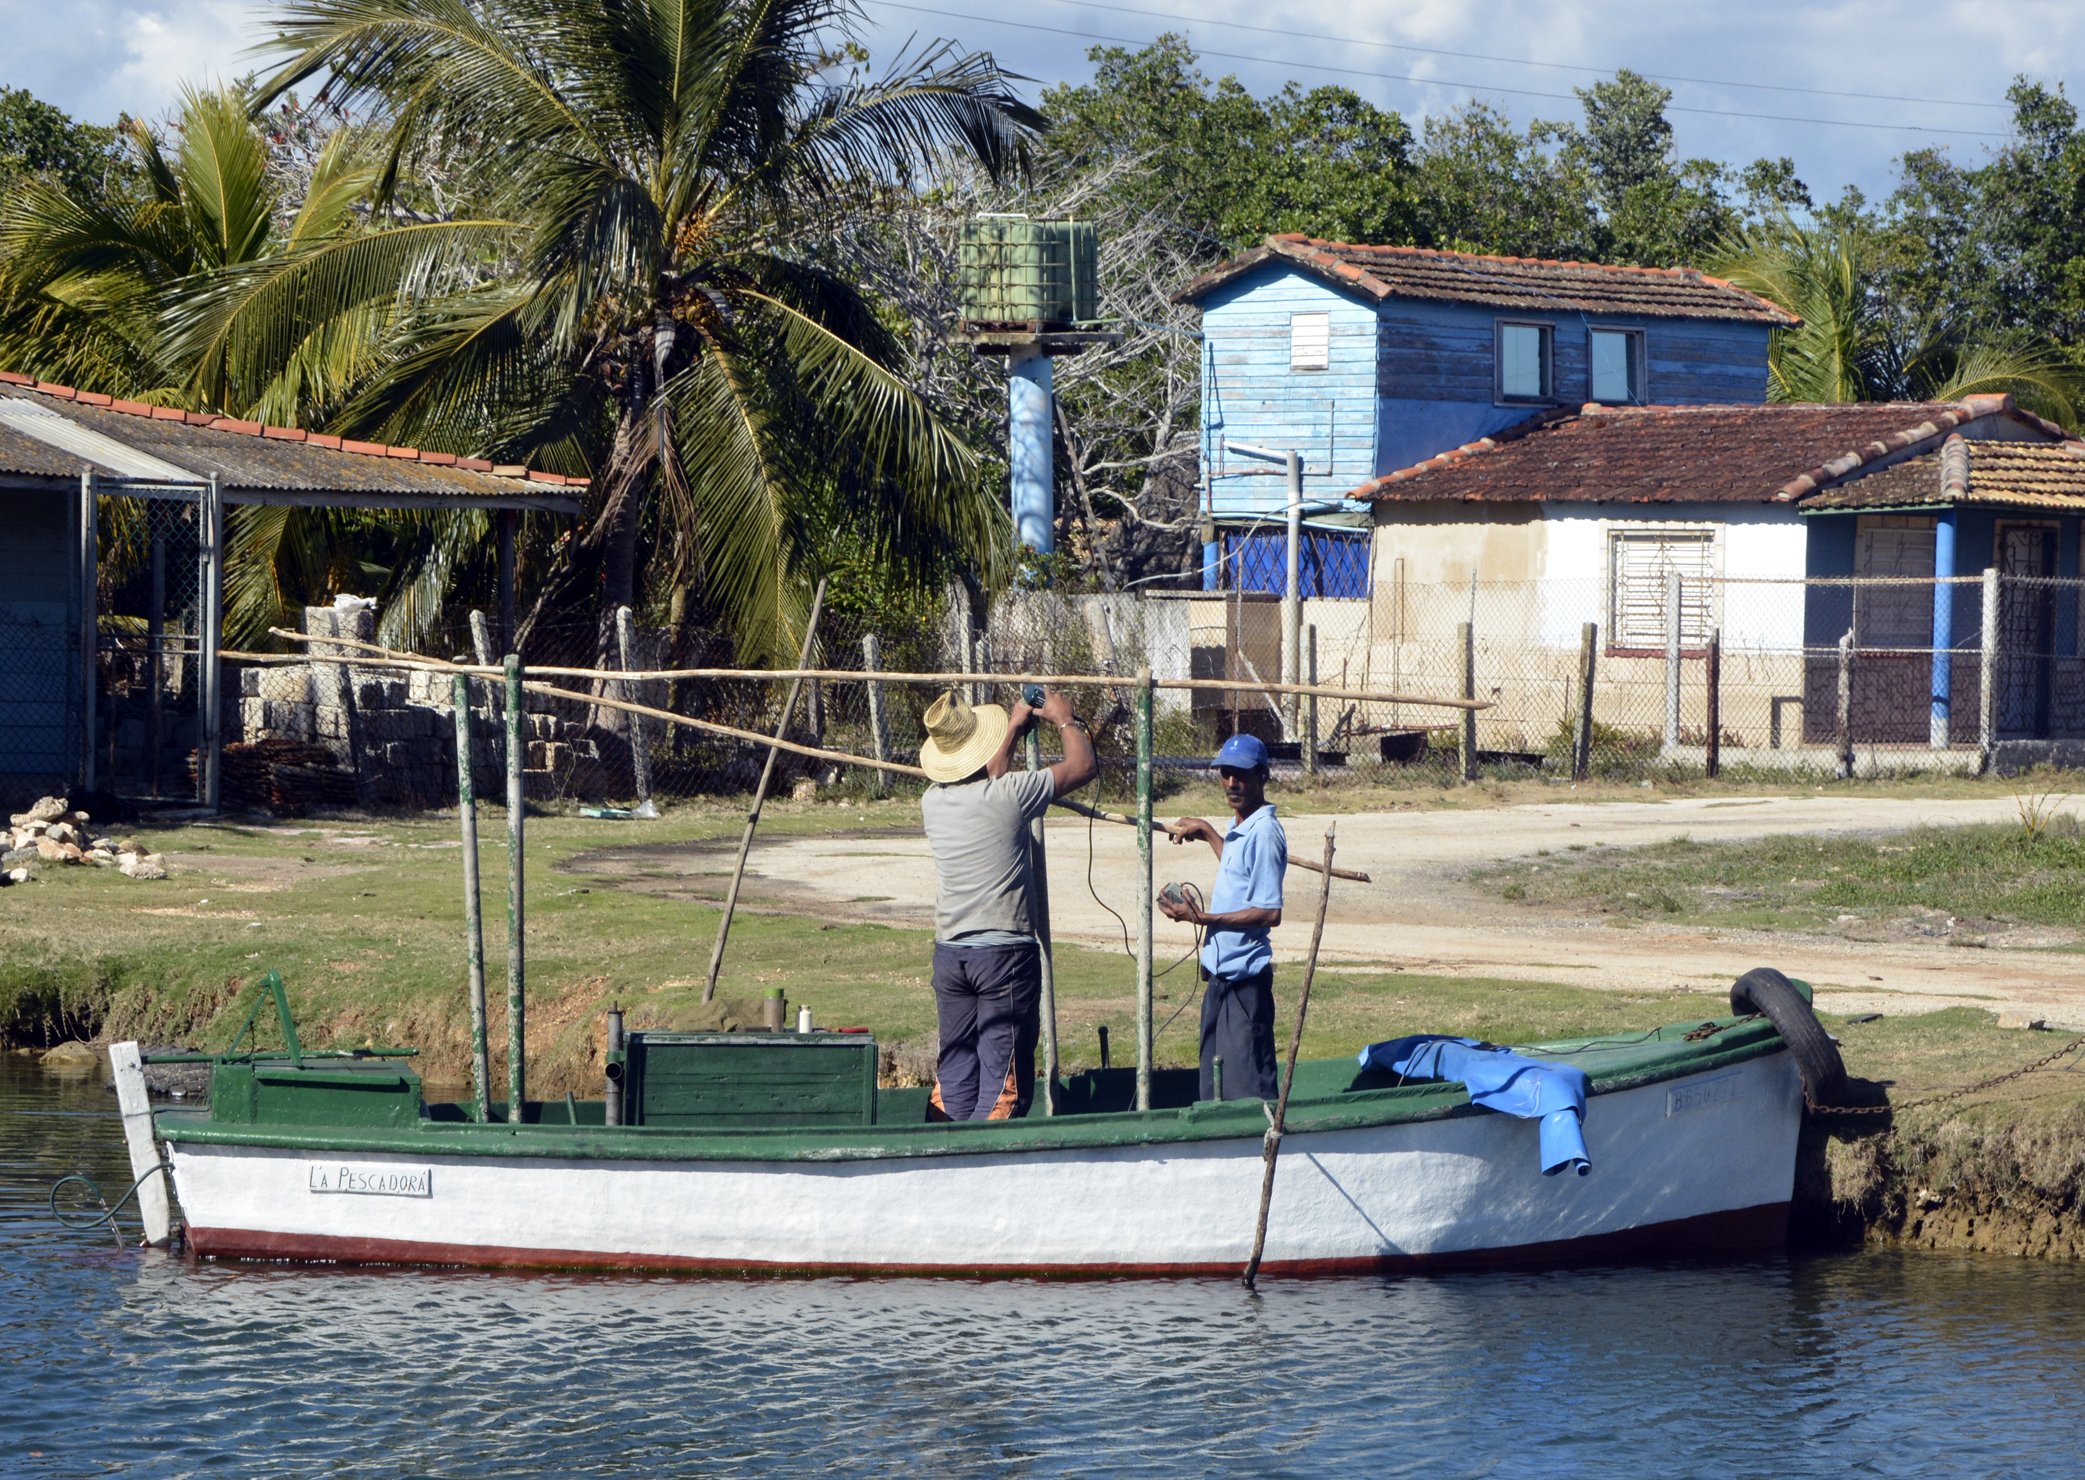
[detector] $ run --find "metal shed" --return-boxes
[0,377,583,804]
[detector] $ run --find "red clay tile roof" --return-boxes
[1803,433,2085,512]
[0,373,587,509]
[1175,235,1801,325]
[1350,397,2076,507]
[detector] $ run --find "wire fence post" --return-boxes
[1457,620,1477,781]
[1663,569,1682,756]
[1026,722,1058,1116]
[1837,630,1856,780]
[1135,666,1154,1113]
[863,633,890,798]
[1979,567,2000,770]
[1573,621,1597,782]
[1705,627,1722,779]
[616,606,652,809]
[1303,624,1318,781]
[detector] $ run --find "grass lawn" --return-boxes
[4,798,1746,1094]
[1473,817,2085,944]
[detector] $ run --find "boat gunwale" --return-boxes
[155,1018,1790,1164]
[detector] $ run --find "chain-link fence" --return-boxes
[211,570,2085,813]
[92,489,209,801]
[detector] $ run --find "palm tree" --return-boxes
[0,85,479,643]
[1710,215,2081,425]
[246,0,1043,660]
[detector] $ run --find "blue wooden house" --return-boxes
[1172,234,1796,593]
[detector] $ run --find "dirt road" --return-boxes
[577,794,2085,1025]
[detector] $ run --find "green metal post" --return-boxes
[1027,724,1058,1115]
[1135,667,1154,1111]
[505,655,526,1122]
[453,674,491,1122]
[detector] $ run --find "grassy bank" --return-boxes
[2,800,1738,1092]
[1474,817,2085,947]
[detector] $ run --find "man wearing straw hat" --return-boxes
[918,687,1097,1120]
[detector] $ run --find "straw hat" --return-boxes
[919,690,1010,783]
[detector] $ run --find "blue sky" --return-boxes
[6,0,2080,208]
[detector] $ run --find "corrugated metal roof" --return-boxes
[0,382,584,513]
[1176,235,1801,325]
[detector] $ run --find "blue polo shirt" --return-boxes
[1200,802,1286,979]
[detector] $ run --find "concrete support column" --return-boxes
[1930,509,1956,750]
[1008,350,1054,557]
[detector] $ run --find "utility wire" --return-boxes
[867,0,2015,140]
[975,0,2015,111]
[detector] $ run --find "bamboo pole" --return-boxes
[1052,798,1372,883]
[256,631,1490,710]
[452,674,491,1124]
[1243,822,1337,1289]
[504,655,525,1120]
[703,579,828,1003]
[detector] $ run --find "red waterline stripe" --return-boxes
[185,1203,1788,1280]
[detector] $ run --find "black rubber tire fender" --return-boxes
[1730,967,1847,1107]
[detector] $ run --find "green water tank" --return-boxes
[958,217,1099,327]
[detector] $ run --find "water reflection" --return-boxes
[5,1058,2083,1478]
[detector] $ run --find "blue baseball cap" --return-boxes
[1211,733,1269,771]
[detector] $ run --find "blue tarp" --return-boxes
[1358,1035,1591,1176]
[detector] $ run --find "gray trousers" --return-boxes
[1199,965,1278,1101]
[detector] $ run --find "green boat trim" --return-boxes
[156,1016,1790,1164]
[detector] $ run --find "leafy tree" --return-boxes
[0,87,129,202]
[1408,103,1599,259]
[250,0,1043,661]
[1710,214,2080,424]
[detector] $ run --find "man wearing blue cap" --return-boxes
[1158,733,1286,1100]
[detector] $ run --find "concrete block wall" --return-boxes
[230,605,606,806]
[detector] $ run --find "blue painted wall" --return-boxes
[0,488,77,785]
[1197,264,1379,519]
[1373,300,1772,475]
[1194,262,1775,518]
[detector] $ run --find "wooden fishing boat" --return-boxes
[118,975,1825,1278]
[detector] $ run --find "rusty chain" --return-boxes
[1806,1033,2085,1120]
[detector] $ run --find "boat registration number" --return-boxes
[307,1162,434,1198]
[1665,1073,1741,1116]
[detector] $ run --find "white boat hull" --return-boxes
[165,1051,1803,1276]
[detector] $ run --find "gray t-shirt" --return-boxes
[920,769,1057,944]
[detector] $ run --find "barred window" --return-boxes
[1609,529,1715,649]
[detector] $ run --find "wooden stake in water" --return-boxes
[704,578,828,1003]
[1243,822,1337,1289]
[453,673,491,1123]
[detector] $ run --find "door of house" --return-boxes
[1996,522,2058,736]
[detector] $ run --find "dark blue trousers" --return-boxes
[931,941,1041,1120]
[1199,965,1278,1101]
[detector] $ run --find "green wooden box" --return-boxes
[211,1060,425,1128]
[623,1032,878,1129]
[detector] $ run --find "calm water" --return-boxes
[6,1056,2084,1479]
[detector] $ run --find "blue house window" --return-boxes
[1590,328,1644,403]
[1496,322,1552,402]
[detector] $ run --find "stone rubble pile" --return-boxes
[3,795,166,883]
